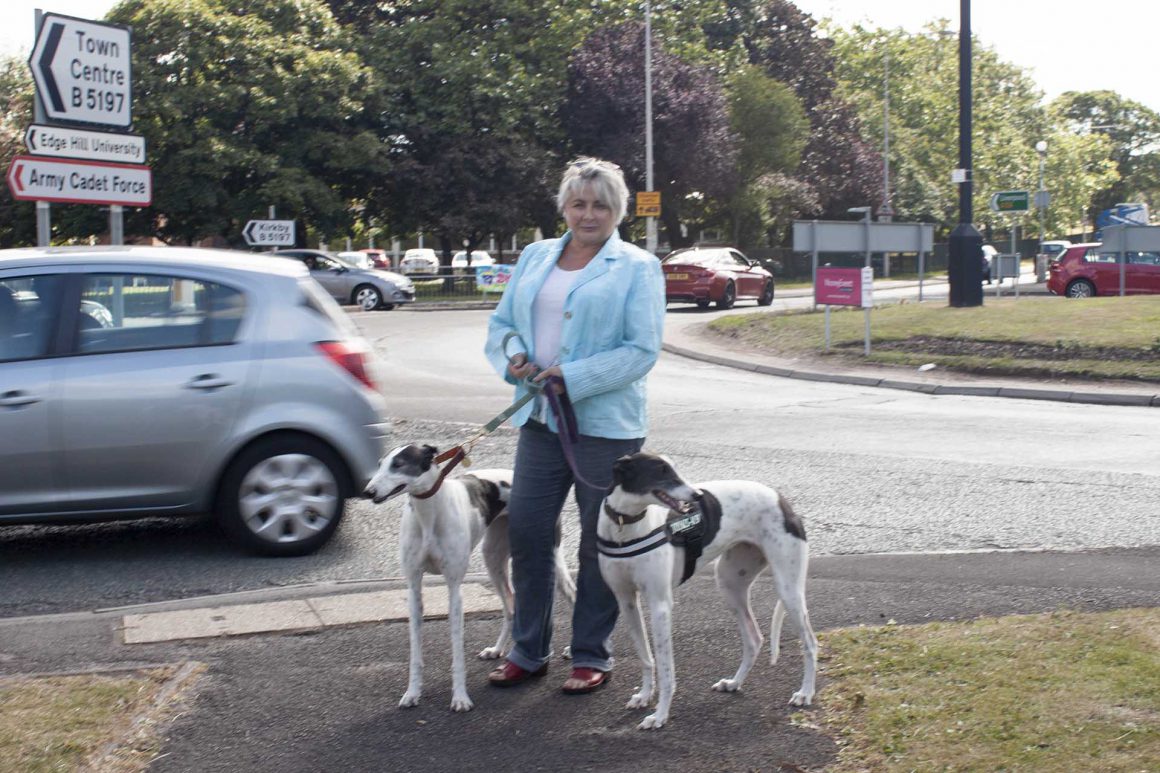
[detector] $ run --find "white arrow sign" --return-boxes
[7,155,151,206]
[25,124,145,164]
[30,13,132,128]
[244,220,296,247]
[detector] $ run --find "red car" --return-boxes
[359,248,392,270]
[661,246,774,309]
[1047,243,1160,297]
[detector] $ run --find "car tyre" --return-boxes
[1066,280,1095,299]
[695,300,711,309]
[217,435,351,557]
[716,281,736,310]
[354,284,383,311]
[757,279,774,306]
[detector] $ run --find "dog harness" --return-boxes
[597,490,723,584]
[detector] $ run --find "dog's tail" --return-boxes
[769,600,787,665]
[554,547,577,604]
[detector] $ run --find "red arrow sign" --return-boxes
[8,161,25,194]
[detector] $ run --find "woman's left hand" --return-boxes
[532,365,565,394]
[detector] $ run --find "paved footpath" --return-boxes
[2,547,1157,772]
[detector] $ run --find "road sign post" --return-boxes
[25,124,144,163]
[635,191,661,218]
[243,220,296,247]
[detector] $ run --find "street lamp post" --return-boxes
[644,1,657,255]
[948,0,983,307]
[1035,140,1048,282]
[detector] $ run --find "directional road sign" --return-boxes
[635,191,661,218]
[989,190,1030,213]
[243,220,296,247]
[30,13,133,128]
[7,155,151,206]
[25,123,145,164]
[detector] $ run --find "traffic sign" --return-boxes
[7,155,151,206]
[243,220,296,247]
[29,13,133,128]
[25,123,145,164]
[635,191,661,218]
[989,190,1030,213]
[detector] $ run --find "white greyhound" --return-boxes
[364,444,575,712]
[596,451,817,730]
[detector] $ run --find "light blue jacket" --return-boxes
[485,230,665,439]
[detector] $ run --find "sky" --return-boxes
[2,0,1158,114]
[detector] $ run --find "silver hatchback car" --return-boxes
[0,246,388,556]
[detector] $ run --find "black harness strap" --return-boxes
[596,489,724,585]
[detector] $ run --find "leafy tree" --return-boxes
[107,0,379,245]
[563,21,738,248]
[724,65,808,244]
[0,56,36,247]
[1051,90,1160,223]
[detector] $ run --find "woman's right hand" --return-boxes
[507,353,538,381]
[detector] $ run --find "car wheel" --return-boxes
[716,281,736,310]
[354,284,383,311]
[757,279,774,306]
[217,435,351,556]
[695,300,711,309]
[1066,280,1095,299]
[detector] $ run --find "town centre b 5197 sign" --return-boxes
[29,13,133,128]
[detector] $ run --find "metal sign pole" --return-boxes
[109,205,123,245]
[32,10,50,247]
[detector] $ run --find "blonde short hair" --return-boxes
[556,157,629,223]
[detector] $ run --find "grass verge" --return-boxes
[813,608,1159,772]
[708,295,1160,381]
[0,663,203,773]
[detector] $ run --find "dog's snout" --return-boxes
[362,488,375,500]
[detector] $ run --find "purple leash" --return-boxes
[544,375,611,491]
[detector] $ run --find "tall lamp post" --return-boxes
[1035,140,1048,282]
[947,0,983,307]
[644,1,657,255]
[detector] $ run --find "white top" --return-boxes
[532,264,581,369]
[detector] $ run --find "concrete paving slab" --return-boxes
[122,599,321,644]
[121,584,504,644]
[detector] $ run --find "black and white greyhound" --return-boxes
[596,451,817,730]
[364,444,575,712]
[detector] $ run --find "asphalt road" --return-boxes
[2,298,1160,617]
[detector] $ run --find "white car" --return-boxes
[337,251,373,269]
[451,250,495,270]
[400,248,439,275]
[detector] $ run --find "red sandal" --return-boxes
[561,667,611,694]
[487,660,548,688]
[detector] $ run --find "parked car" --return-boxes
[273,249,414,311]
[981,244,998,283]
[451,250,495,271]
[661,246,774,309]
[359,248,392,269]
[1036,240,1072,266]
[337,250,373,269]
[0,246,388,556]
[1046,242,1160,297]
[400,248,440,275]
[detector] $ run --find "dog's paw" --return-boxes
[626,691,652,709]
[637,713,667,730]
[789,690,814,707]
[712,678,741,693]
[450,694,475,712]
[398,690,421,709]
[477,646,503,660]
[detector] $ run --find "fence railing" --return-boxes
[406,265,513,303]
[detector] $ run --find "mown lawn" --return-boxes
[708,295,1160,381]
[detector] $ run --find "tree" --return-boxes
[107,0,380,245]
[0,56,36,248]
[1052,91,1160,223]
[724,65,808,245]
[563,21,738,248]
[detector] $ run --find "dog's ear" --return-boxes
[420,445,438,471]
[612,454,633,483]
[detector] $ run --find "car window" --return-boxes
[1128,252,1160,265]
[1088,249,1116,263]
[0,274,65,362]
[728,251,750,267]
[76,274,245,354]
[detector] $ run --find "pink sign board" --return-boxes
[815,267,864,307]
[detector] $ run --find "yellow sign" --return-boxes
[635,191,661,217]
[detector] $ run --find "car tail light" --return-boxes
[315,341,377,391]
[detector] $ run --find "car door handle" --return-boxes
[185,374,235,391]
[0,390,40,407]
